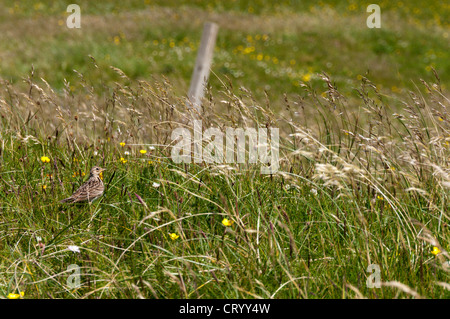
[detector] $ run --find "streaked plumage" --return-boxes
[60,166,105,203]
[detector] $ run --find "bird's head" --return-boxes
[90,166,106,177]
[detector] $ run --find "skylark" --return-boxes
[60,166,105,203]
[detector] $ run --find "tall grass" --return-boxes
[0,64,448,298]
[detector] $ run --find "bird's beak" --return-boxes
[100,168,106,172]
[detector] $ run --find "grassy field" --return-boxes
[0,1,449,299]
[0,0,449,100]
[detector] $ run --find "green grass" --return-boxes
[0,67,449,298]
[0,1,449,299]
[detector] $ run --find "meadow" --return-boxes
[0,1,449,299]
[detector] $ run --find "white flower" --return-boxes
[93,151,98,156]
[148,146,155,150]
[68,245,80,253]
[36,236,42,242]
[152,182,160,188]
[310,188,318,196]
[124,151,130,155]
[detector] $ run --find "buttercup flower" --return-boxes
[140,150,147,154]
[222,218,234,227]
[120,157,127,164]
[169,233,179,240]
[7,291,24,299]
[41,156,50,163]
[302,73,311,82]
[120,142,125,147]
[431,246,441,255]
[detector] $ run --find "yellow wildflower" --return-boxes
[120,142,125,147]
[243,46,255,54]
[41,156,50,163]
[431,246,441,255]
[302,73,311,82]
[140,150,147,154]
[120,157,127,164]
[348,3,357,11]
[222,218,234,227]
[7,291,24,299]
[169,233,180,241]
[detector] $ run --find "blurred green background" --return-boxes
[0,0,448,102]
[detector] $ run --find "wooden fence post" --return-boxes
[187,22,219,116]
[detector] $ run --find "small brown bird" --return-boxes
[60,166,105,203]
